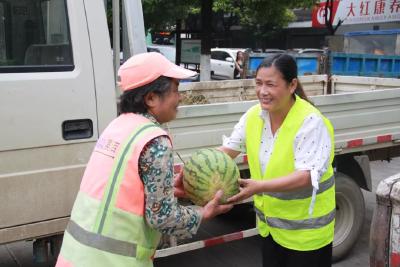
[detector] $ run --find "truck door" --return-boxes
[0,0,100,236]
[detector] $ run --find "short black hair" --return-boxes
[119,76,172,114]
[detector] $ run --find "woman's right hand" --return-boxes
[173,169,187,198]
[201,190,233,221]
[227,178,261,204]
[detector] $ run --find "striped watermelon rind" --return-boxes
[183,148,240,206]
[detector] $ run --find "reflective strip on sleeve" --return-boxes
[264,175,334,200]
[67,220,137,258]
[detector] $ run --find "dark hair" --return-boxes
[255,53,311,103]
[119,76,172,114]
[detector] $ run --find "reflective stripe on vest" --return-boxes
[264,175,334,200]
[67,220,137,257]
[245,96,336,251]
[255,206,336,230]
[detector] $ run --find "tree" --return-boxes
[324,0,343,35]
[213,0,317,47]
[200,0,213,81]
[142,0,198,32]
[141,0,319,80]
[142,0,318,34]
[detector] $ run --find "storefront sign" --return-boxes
[312,0,400,27]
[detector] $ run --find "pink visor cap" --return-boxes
[118,52,197,91]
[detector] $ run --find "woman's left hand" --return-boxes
[173,170,187,198]
[227,178,261,204]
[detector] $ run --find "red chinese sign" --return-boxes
[312,1,340,27]
[312,0,400,27]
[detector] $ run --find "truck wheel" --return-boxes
[333,172,365,262]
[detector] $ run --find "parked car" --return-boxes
[264,48,285,54]
[251,48,285,54]
[298,48,325,54]
[211,48,246,80]
[139,45,249,80]
[286,48,325,55]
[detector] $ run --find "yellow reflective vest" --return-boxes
[245,96,335,251]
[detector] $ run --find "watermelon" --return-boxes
[183,148,240,206]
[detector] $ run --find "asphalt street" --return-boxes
[0,157,399,267]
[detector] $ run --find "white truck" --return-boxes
[0,0,400,263]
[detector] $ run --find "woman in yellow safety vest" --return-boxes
[220,53,335,267]
[55,52,232,267]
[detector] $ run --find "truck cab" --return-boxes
[0,0,116,244]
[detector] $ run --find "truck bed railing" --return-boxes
[169,88,400,166]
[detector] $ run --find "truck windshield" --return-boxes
[0,0,73,73]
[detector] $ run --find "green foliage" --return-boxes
[213,0,316,38]
[139,0,318,35]
[142,0,200,32]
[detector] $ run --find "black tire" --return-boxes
[333,172,365,262]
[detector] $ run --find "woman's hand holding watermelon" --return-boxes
[173,169,187,198]
[227,178,262,204]
[227,171,313,204]
[201,190,234,221]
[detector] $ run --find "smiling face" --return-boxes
[146,79,181,124]
[255,65,297,114]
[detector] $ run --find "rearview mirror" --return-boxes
[225,57,234,62]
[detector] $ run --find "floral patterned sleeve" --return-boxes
[139,135,202,238]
